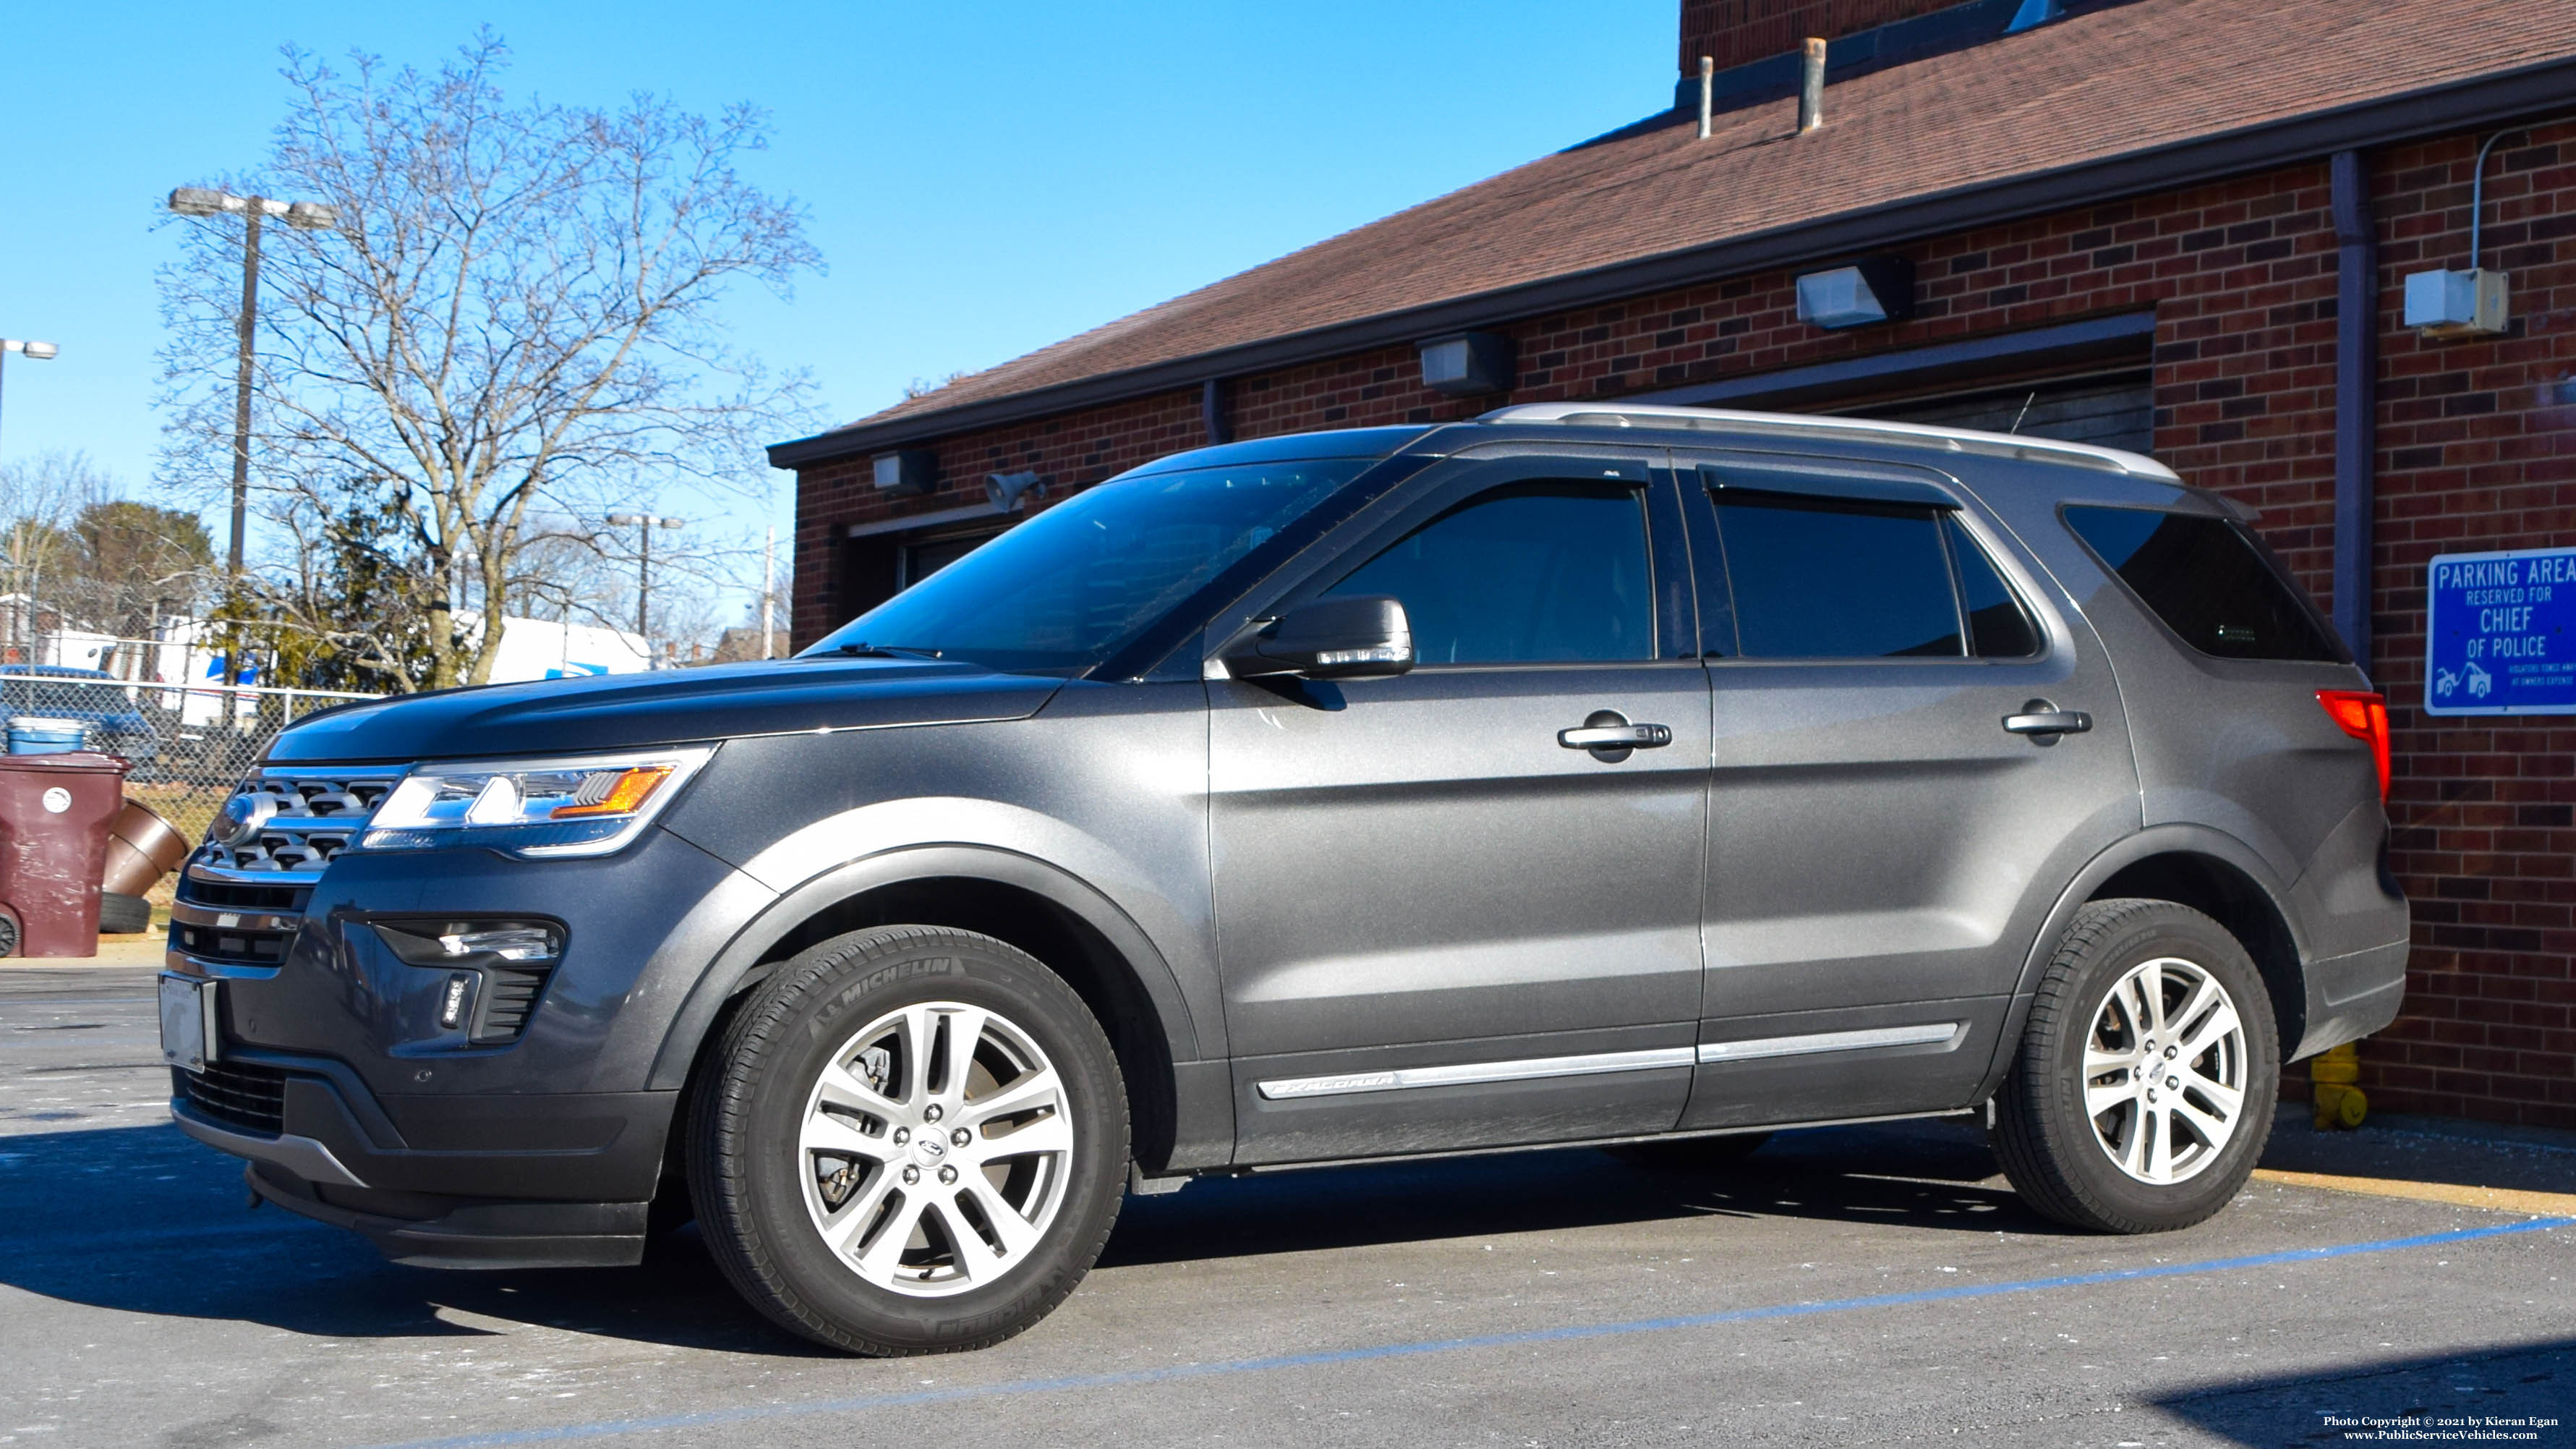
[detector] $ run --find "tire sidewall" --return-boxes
[720,932,1126,1352]
[2038,906,2278,1229]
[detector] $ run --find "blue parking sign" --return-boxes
[2426,547,2576,715]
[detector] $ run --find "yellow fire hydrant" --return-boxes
[2310,1041,2367,1129]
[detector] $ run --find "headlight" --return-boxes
[359,747,715,858]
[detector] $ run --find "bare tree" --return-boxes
[158,32,819,689]
[0,451,111,654]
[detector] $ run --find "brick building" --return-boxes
[772,0,2576,1126]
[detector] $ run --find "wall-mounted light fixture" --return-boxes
[1794,256,1914,329]
[873,449,939,498]
[1417,331,1514,396]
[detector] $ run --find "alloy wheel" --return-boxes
[2081,956,2248,1186]
[797,1000,1075,1296]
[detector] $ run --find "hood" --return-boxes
[265,658,1064,764]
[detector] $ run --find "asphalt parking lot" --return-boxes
[4,965,2569,1449]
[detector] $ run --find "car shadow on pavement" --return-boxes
[9,1116,2055,1349]
[0,1122,818,1354]
[1099,1117,2068,1268]
[2148,1335,2575,1445]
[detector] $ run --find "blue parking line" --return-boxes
[345,1215,2572,1449]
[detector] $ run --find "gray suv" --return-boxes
[159,403,2407,1355]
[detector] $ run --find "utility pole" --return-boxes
[605,513,684,668]
[761,524,776,660]
[166,187,338,684]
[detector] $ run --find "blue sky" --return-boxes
[0,1,1672,621]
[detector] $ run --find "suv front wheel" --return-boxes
[686,926,1128,1354]
[1990,898,2278,1233]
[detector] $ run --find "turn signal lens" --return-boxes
[2316,689,2391,802]
[550,765,674,820]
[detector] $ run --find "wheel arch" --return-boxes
[647,844,1215,1174]
[1982,824,2313,1095]
[2086,851,2304,1057]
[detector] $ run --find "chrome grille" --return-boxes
[187,768,406,880]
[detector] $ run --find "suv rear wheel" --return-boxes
[686,926,1127,1354]
[1990,898,2277,1233]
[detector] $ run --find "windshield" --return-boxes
[806,458,1375,673]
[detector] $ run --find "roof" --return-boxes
[775,0,2576,467]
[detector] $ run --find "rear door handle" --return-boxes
[2003,705,2092,739]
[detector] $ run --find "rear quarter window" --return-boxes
[2063,506,2343,663]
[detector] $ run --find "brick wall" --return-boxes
[789,388,1205,645]
[791,122,2576,1127]
[1679,0,1973,72]
[2360,122,2576,1127]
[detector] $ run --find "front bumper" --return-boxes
[163,825,749,1266]
[170,1063,674,1267]
[169,1060,675,1199]
[245,1161,650,1270]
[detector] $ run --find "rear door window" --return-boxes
[1706,492,2042,660]
[1716,496,1960,658]
[1326,481,1654,665]
[2063,506,2342,662]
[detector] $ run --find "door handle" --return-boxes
[1558,723,1673,749]
[1559,710,1672,757]
[2003,700,2092,744]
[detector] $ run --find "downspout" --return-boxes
[1201,378,1231,446]
[2330,149,2377,677]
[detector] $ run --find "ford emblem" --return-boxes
[210,791,278,846]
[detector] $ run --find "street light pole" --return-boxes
[226,205,262,579]
[167,187,338,685]
[0,341,62,666]
[605,514,684,668]
[0,338,61,464]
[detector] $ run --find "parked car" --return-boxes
[158,405,2405,1355]
[0,665,162,769]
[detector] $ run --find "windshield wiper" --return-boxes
[833,642,945,660]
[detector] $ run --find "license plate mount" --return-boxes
[158,974,218,1074]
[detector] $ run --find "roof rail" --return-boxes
[1475,401,2179,481]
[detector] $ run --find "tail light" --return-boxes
[2316,690,2391,802]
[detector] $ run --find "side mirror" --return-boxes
[1224,595,1414,681]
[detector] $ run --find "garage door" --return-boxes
[1848,374,2154,456]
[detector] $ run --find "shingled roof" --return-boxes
[773,0,2576,465]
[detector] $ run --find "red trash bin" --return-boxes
[0,752,131,957]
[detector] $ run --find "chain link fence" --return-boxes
[0,668,382,919]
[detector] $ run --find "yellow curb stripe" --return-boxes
[2252,1167,2576,1217]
